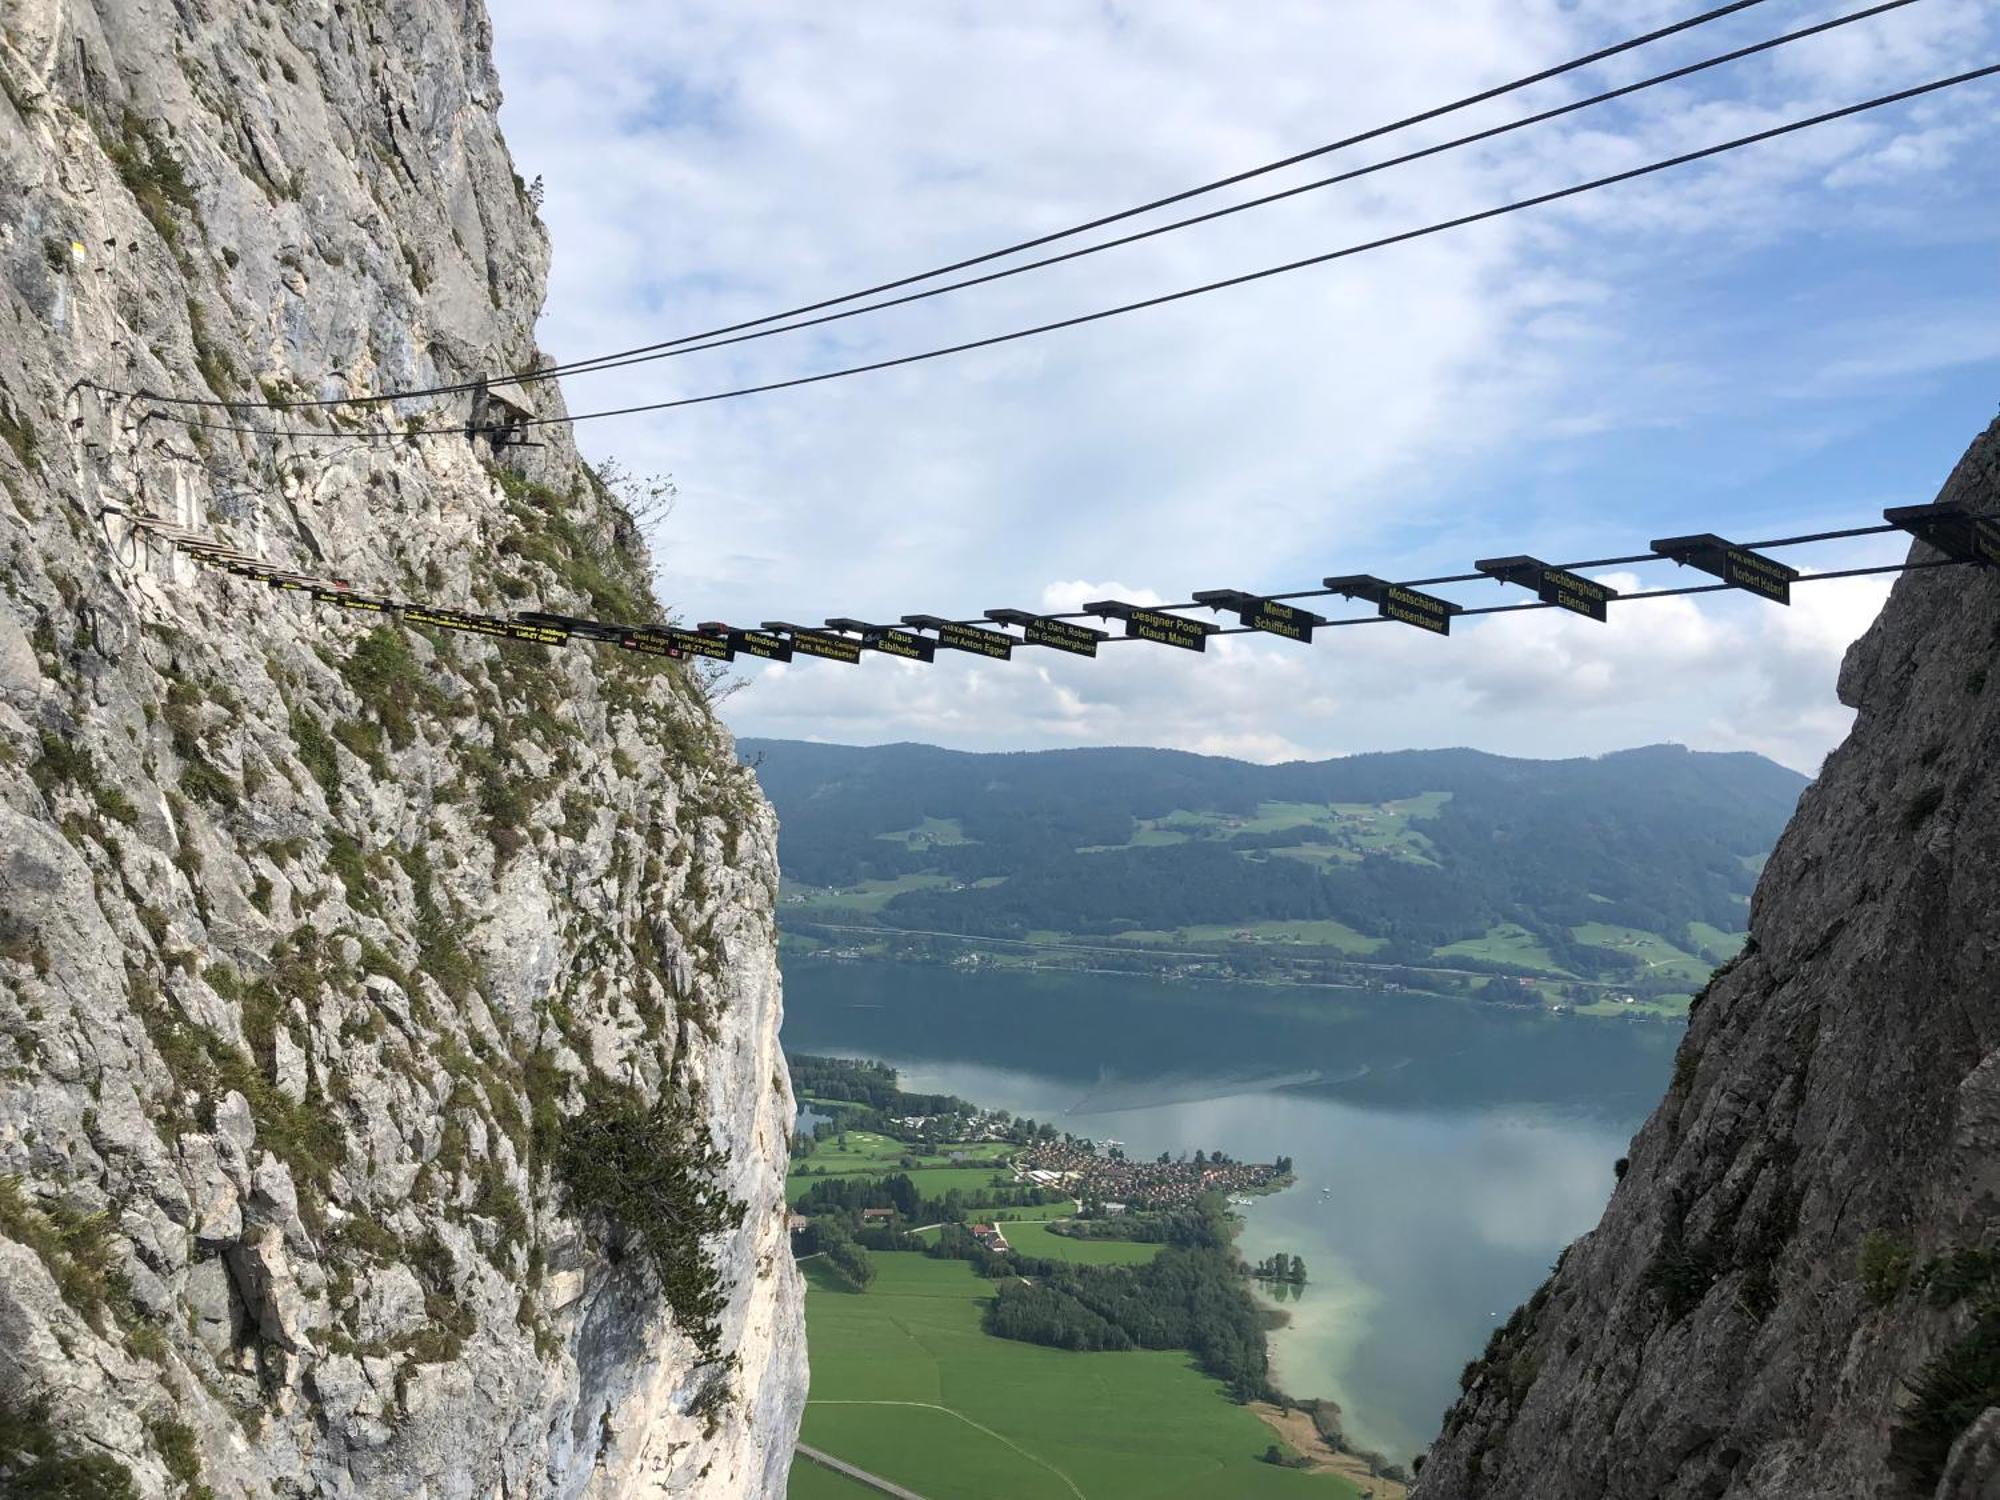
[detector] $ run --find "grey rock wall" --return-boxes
[1413,419,2000,1498]
[0,1,805,1495]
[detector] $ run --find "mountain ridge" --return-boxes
[746,736,1806,1007]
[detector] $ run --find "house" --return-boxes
[786,1213,810,1234]
[860,1207,895,1224]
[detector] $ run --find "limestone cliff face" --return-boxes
[0,2,805,1496]
[1415,420,2000,1498]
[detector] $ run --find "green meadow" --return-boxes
[1434,922,1571,974]
[789,1254,1358,1500]
[785,1128,1019,1204]
[991,1218,1162,1265]
[785,1458,882,1499]
[1569,921,1716,984]
[788,1164,1016,1204]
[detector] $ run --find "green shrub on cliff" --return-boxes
[556,1079,745,1360]
[0,1395,137,1499]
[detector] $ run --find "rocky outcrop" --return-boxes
[0,2,804,1496]
[1414,420,2000,1498]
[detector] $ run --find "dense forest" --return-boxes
[787,1053,973,1118]
[746,739,1806,978]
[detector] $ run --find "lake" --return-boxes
[780,957,1680,1465]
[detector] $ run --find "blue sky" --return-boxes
[485,0,2000,771]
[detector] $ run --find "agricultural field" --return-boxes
[1117,919,1385,954]
[1570,992,1696,1020]
[785,1459,881,1499]
[1434,923,1571,975]
[1569,922,1716,984]
[786,1127,1023,1206]
[1078,794,1448,867]
[994,1219,1163,1265]
[782,872,958,914]
[791,1254,1357,1500]
[788,1130,1013,1174]
[1685,921,1749,963]
[789,1163,1018,1204]
[874,816,974,849]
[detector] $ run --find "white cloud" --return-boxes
[486,0,2000,771]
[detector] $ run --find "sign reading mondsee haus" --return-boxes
[731,629,793,662]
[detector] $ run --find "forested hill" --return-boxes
[742,739,1807,993]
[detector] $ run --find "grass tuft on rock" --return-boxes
[0,1177,137,1333]
[101,111,198,251]
[0,1395,138,1499]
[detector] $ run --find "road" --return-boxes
[796,920,1635,989]
[793,1442,932,1499]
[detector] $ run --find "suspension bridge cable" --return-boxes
[151,61,1996,443]
[114,0,1783,413]
[122,501,1966,661]
[1111,523,1910,618]
[117,0,1915,415]
[1172,558,1955,638]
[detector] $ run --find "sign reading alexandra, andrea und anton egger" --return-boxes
[903,615,1015,661]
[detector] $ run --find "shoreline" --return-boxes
[1248,1403,1411,1499]
[781,934,1694,1024]
[1234,1186,1414,1470]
